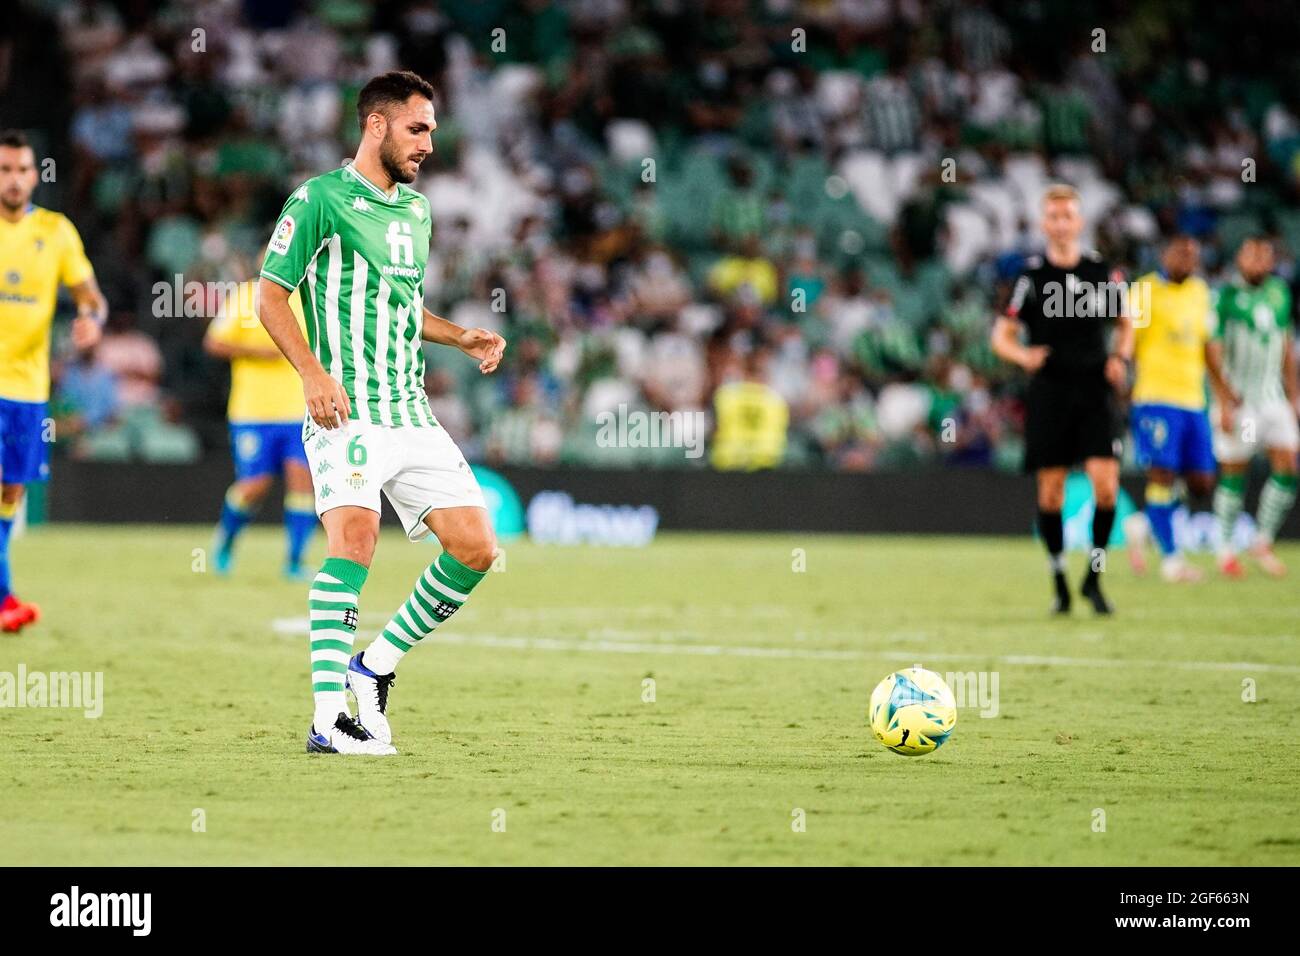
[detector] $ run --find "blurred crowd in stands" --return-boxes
[7,0,1300,470]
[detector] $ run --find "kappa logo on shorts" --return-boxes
[320,484,334,499]
[314,435,329,452]
[236,432,261,461]
[342,607,358,631]
[316,460,333,476]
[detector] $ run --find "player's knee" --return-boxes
[330,521,378,565]
[1038,489,1064,510]
[1090,472,1119,507]
[1037,476,1066,510]
[447,533,496,572]
[238,475,273,502]
[0,484,25,506]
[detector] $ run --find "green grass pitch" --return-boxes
[1,525,1297,866]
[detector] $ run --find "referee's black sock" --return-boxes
[1087,507,1117,580]
[1037,509,1070,612]
[1081,507,1117,614]
[1037,509,1065,570]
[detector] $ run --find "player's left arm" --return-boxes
[1282,335,1298,411]
[1282,285,1298,412]
[67,277,108,349]
[1106,319,1134,390]
[1104,269,1133,390]
[1204,338,1238,421]
[420,307,506,374]
[59,216,108,350]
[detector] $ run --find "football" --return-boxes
[868,667,957,756]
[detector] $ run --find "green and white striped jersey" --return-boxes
[1213,275,1293,406]
[261,161,437,427]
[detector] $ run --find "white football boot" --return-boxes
[306,712,397,756]
[346,653,395,745]
[1249,540,1287,577]
[1159,555,1204,583]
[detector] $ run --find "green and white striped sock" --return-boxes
[1213,473,1246,555]
[1256,473,1298,545]
[362,552,487,675]
[310,556,369,728]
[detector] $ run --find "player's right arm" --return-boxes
[1205,338,1237,432]
[257,181,350,428]
[1205,288,1239,432]
[258,279,349,429]
[991,274,1049,373]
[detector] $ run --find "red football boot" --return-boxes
[1217,554,1246,579]
[0,594,39,633]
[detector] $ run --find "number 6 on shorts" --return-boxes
[347,436,367,466]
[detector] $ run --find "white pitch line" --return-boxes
[272,618,1300,673]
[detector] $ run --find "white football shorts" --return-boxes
[302,416,486,541]
[1212,398,1300,463]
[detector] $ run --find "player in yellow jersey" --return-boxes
[205,262,316,579]
[1129,236,1235,582]
[0,129,107,633]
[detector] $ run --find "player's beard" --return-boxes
[1,193,27,214]
[379,134,420,185]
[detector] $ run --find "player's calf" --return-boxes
[355,550,489,743]
[1213,470,1247,574]
[1037,505,1070,615]
[1251,471,1296,577]
[1080,500,1117,615]
[212,479,269,575]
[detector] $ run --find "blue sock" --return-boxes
[0,515,13,601]
[216,485,254,558]
[284,491,316,571]
[1144,483,1178,557]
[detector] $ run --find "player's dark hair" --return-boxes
[356,71,436,132]
[0,129,31,149]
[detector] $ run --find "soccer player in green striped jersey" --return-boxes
[257,71,507,756]
[1209,237,1299,579]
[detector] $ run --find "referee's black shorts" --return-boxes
[1022,373,1122,473]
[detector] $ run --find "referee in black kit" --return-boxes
[991,184,1134,616]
